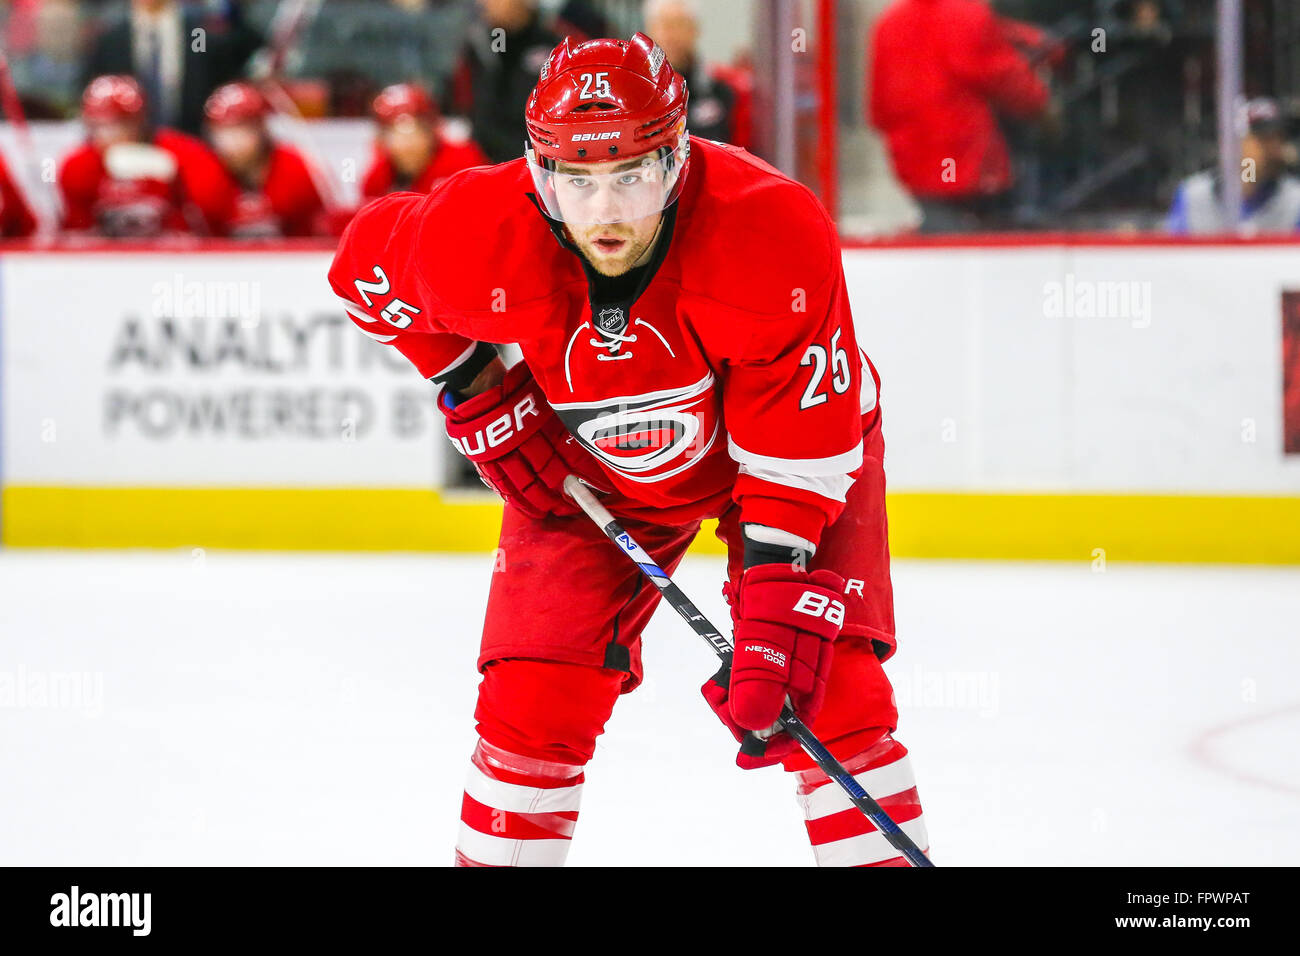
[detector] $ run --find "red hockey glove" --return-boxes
[439,361,610,519]
[701,565,844,769]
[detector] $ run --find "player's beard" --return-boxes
[568,216,662,277]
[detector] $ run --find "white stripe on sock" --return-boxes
[456,822,574,867]
[799,752,918,822]
[463,763,584,814]
[812,815,930,867]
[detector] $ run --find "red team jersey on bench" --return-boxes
[58,129,236,237]
[328,136,881,547]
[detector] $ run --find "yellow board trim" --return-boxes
[0,486,506,552]
[1,486,1296,563]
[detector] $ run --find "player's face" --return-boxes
[209,123,263,173]
[551,154,674,227]
[550,155,672,275]
[565,207,663,277]
[381,118,435,178]
[87,118,141,149]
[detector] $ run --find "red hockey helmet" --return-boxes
[204,82,269,126]
[525,32,690,224]
[82,75,147,123]
[372,84,437,126]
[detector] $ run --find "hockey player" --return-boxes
[202,82,329,238]
[59,75,236,238]
[328,33,930,867]
[360,84,489,201]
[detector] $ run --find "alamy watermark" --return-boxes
[0,667,103,717]
[1043,273,1152,328]
[892,665,1000,717]
[50,886,150,936]
[151,272,263,328]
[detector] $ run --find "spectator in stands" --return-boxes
[203,82,331,238]
[58,75,237,238]
[0,150,37,238]
[446,0,563,164]
[643,0,752,149]
[82,0,262,137]
[869,0,1050,232]
[1098,0,1184,212]
[552,0,613,41]
[362,84,489,199]
[1167,98,1300,235]
[5,0,84,119]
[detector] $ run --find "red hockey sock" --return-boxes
[794,733,930,866]
[455,738,586,867]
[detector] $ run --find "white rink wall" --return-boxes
[1,238,1297,556]
[846,243,1300,493]
[1,251,445,489]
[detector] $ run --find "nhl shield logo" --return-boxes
[596,307,626,334]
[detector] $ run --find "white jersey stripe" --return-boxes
[859,349,878,414]
[728,436,862,504]
[339,299,398,342]
[735,466,856,503]
[338,298,378,323]
[456,823,573,867]
[728,436,863,476]
[463,763,584,815]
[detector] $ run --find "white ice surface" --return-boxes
[1,549,1297,866]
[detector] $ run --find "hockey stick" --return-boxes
[562,475,933,867]
[0,51,61,238]
[256,0,347,216]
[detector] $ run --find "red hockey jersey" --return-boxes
[0,152,37,238]
[360,138,490,200]
[328,137,880,545]
[218,144,327,238]
[58,129,236,237]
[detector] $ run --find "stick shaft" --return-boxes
[562,476,933,867]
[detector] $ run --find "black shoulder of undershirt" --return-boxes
[432,341,499,396]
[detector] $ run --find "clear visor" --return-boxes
[527,137,689,225]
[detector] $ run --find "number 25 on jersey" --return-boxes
[354,265,422,329]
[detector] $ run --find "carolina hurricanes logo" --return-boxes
[551,373,719,482]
